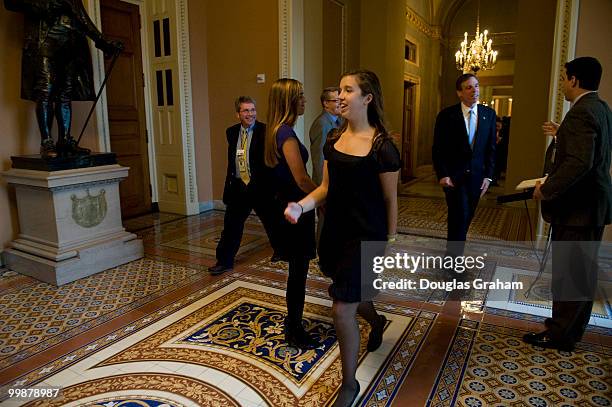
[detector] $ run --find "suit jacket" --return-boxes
[541,92,612,226]
[432,103,496,186]
[309,111,339,185]
[222,121,270,204]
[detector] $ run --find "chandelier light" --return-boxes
[455,0,498,73]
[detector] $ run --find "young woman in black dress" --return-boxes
[285,70,400,407]
[264,78,318,349]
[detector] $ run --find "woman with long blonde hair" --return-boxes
[265,78,318,349]
[285,70,400,407]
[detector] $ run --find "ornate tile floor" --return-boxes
[428,320,611,407]
[3,279,433,406]
[1,175,610,406]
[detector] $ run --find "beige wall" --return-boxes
[576,0,612,104]
[505,0,556,199]
[188,0,213,203]
[0,6,27,255]
[359,0,405,134]
[203,0,279,200]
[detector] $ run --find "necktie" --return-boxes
[468,108,476,146]
[238,128,250,185]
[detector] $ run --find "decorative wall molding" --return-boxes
[176,0,199,214]
[278,0,290,78]
[549,0,579,124]
[539,0,579,240]
[405,6,441,39]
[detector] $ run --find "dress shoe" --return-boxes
[332,379,360,407]
[367,314,386,352]
[523,330,574,352]
[208,264,233,276]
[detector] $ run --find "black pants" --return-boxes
[216,180,280,267]
[547,224,604,344]
[444,176,481,256]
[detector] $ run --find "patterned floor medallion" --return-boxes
[6,279,434,406]
[428,320,612,407]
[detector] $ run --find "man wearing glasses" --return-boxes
[209,97,280,275]
[309,87,341,185]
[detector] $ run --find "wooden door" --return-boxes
[101,0,152,218]
[401,81,415,182]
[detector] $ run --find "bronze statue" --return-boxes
[4,0,122,158]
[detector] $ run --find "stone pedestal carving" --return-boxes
[2,165,143,286]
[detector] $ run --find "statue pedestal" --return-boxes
[2,164,143,286]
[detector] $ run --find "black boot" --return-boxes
[56,136,91,155]
[55,102,90,156]
[284,317,317,349]
[40,137,57,159]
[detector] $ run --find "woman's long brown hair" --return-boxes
[264,78,304,167]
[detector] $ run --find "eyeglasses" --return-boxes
[325,99,339,103]
[240,109,256,114]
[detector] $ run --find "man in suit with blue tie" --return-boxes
[524,56,611,351]
[432,74,496,258]
[208,96,279,275]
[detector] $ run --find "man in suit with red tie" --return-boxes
[524,57,611,351]
[208,97,279,275]
[432,74,496,259]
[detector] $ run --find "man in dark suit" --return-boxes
[208,96,279,275]
[432,74,496,258]
[524,56,611,351]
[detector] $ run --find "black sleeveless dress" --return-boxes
[319,133,401,302]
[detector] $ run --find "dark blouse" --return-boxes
[273,124,310,202]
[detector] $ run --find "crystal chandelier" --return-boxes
[455,0,498,73]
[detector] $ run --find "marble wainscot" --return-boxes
[2,164,143,285]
